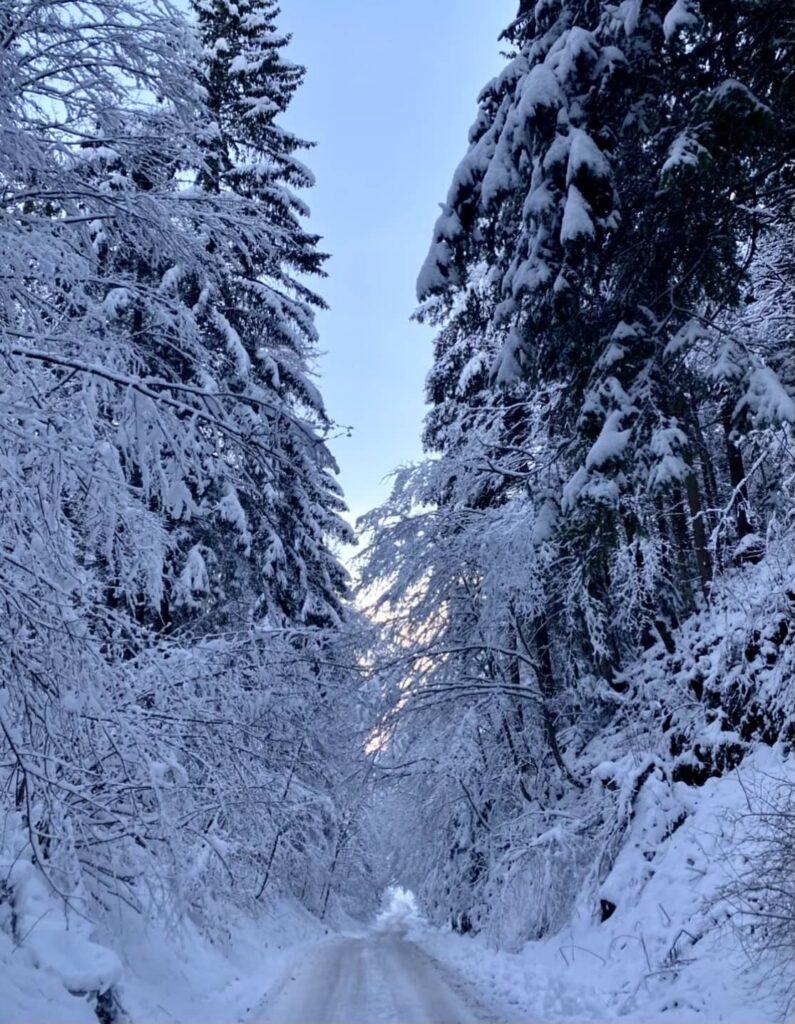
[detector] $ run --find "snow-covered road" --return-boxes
[255,935,489,1023]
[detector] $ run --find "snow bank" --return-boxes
[0,875,331,1024]
[114,897,331,1024]
[417,748,792,1023]
[8,861,123,996]
[0,828,125,1024]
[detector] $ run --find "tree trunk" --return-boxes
[531,615,583,789]
[684,469,713,597]
[722,403,754,542]
[502,647,535,802]
[668,485,696,612]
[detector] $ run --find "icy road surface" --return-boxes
[255,935,490,1023]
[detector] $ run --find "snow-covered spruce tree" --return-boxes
[0,0,371,949]
[415,0,794,712]
[362,0,794,945]
[176,0,373,917]
[418,0,794,653]
[167,0,353,633]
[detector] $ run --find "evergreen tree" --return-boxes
[0,0,370,930]
[362,0,794,944]
[417,0,794,656]
[180,0,352,632]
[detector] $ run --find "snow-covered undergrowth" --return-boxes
[0,861,331,1024]
[0,809,336,1024]
[417,748,792,1023]
[369,538,793,1021]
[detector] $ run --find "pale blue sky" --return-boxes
[284,2,515,525]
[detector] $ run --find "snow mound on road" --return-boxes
[374,887,424,936]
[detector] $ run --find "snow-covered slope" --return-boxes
[417,745,792,1023]
[366,539,793,1021]
[0,844,331,1024]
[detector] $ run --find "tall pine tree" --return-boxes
[169,0,352,632]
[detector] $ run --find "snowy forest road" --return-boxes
[254,934,492,1023]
